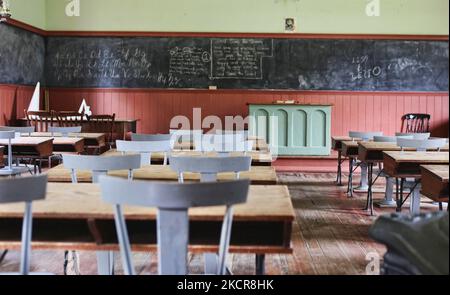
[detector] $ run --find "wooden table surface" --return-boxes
[27,132,105,147]
[332,136,353,150]
[420,165,449,203]
[0,183,294,254]
[102,149,273,166]
[0,137,54,157]
[383,151,449,178]
[359,142,450,163]
[46,164,278,185]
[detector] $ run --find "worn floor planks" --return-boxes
[0,172,444,275]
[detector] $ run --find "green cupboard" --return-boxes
[248,103,332,156]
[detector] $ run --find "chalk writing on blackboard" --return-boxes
[210,39,274,79]
[168,46,210,76]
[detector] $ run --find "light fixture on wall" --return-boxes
[0,0,11,23]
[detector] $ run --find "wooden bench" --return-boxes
[0,183,294,275]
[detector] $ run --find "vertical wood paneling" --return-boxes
[3,87,445,137]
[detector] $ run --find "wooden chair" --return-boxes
[401,114,431,134]
[99,176,250,275]
[86,114,116,153]
[25,110,56,132]
[116,140,172,166]
[0,175,48,275]
[395,138,448,215]
[346,131,383,197]
[61,154,141,275]
[56,111,85,128]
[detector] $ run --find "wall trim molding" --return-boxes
[6,18,449,40]
[44,87,449,96]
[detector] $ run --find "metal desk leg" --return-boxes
[336,150,343,186]
[255,254,266,275]
[97,251,115,275]
[0,250,8,265]
[396,178,404,213]
[365,163,374,215]
[347,158,354,197]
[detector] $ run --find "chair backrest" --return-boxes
[0,175,47,275]
[99,176,249,275]
[116,140,172,166]
[397,138,448,152]
[349,131,383,141]
[215,130,249,138]
[0,131,15,140]
[131,133,173,142]
[170,156,252,182]
[0,126,35,136]
[170,129,203,143]
[56,111,85,128]
[48,126,82,137]
[401,113,431,133]
[87,114,115,144]
[396,132,431,140]
[195,134,247,152]
[62,154,141,183]
[374,135,414,143]
[25,110,56,132]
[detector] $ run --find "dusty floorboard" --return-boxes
[0,172,443,275]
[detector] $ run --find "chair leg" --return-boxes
[439,203,443,211]
[20,202,33,275]
[0,250,8,265]
[96,251,115,275]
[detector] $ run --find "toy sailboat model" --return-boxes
[27,82,41,112]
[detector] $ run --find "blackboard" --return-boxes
[44,36,449,91]
[0,24,45,85]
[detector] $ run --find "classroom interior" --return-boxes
[0,0,448,276]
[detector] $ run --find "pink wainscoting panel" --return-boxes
[0,85,36,126]
[45,89,449,137]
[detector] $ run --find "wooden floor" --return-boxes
[0,172,444,275]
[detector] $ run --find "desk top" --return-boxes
[383,151,449,164]
[46,164,278,185]
[27,132,105,140]
[0,137,53,146]
[0,183,294,222]
[19,118,138,124]
[360,142,450,152]
[421,165,449,182]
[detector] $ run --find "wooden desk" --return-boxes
[420,165,449,203]
[383,151,449,214]
[27,132,105,148]
[18,118,137,141]
[341,141,360,158]
[0,183,294,275]
[0,137,53,158]
[332,136,353,151]
[383,151,449,179]
[359,142,450,163]
[32,137,84,153]
[47,164,278,185]
[102,149,274,166]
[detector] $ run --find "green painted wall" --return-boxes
[11,0,450,35]
[10,0,46,29]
